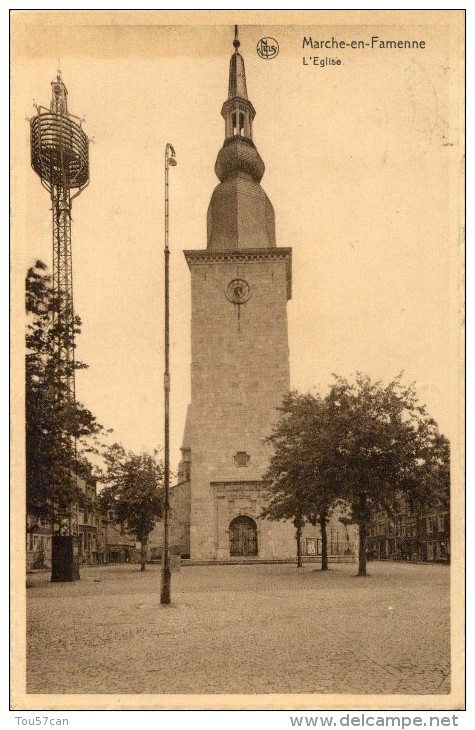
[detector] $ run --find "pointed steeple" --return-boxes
[228,26,248,100]
[206,27,276,251]
[221,26,255,141]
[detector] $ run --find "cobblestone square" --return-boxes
[26,562,450,695]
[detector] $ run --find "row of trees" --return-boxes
[262,377,450,576]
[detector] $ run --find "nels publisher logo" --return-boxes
[256,37,279,60]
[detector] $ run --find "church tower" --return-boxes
[183,28,293,560]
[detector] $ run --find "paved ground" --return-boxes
[26,562,450,695]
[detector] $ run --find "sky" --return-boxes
[12,12,463,470]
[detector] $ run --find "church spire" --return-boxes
[228,25,248,101]
[222,25,255,140]
[207,26,275,251]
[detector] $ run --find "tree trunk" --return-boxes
[140,540,147,571]
[296,521,303,567]
[358,493,368,575]
[356,491,369,576]
[320,515,328,571]
[358,521,367,575]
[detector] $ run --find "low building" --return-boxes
[26,516,52,570]
[26,468,98,569]
[300,517,356,561]
[94,517,137,564]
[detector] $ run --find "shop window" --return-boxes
[306,538,316,556]
[427,541,435,561]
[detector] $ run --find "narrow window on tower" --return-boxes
[239,112,244,135]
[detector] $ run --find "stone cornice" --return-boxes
[184,247,292,300]
[211,480,267,492]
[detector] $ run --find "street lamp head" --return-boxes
[166,143,177,166]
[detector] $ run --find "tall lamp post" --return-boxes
[161,142,177,604]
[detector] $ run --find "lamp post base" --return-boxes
[160,549,172,604]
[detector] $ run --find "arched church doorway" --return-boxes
[229,515,258,557]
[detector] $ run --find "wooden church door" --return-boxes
[229,515,258,557]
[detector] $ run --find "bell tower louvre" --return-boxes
[183,26,294,560]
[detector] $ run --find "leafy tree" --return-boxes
[26,261,54,522]
[262,377,449,577]
[99,444,164,571]
[26,260,103,532]
[262,392,342,570]
[326,373,450,576]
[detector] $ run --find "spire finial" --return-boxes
[233,24,240,52]
[227,25,248,101]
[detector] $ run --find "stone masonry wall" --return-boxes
[189,255,290,559]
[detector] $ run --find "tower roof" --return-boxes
[228,26,248,100]
[207,26,275,251]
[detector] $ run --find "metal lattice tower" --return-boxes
[30,73,89,424]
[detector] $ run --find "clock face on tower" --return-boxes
[226,278,251,304]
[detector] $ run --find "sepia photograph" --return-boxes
[10,9,465,711]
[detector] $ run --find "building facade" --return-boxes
[366,504,450,563]
[95,518,137,564]
[27,469,140,568]
[26,469,99,569]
